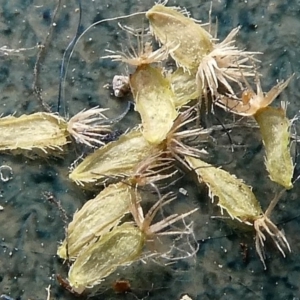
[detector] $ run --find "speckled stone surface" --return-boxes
[0,1,300,299]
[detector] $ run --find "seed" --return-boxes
[186,156,291,268]
[185,156,262,223]
[0,112,69,153]
[68,223,145,294]
[130,64,178,144]
[146,4,213,70]
[69,128,161,187]
[167,67,200,107]
[57,182,136,260]
[255,105,293,189]
[67,193,198,293]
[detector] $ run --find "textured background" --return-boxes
[0,0,300,299]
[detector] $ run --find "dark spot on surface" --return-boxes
[101,130,123,143]
[227,259,241,270]
[42,9,51,23]
[0,67,9,83]
[100,58,118,69]
[3,28,12,35]
[248,23,257,31]
[112,279,131,294]
[241,142,263,164]
[30,168,57,184]
[36,229,51,239]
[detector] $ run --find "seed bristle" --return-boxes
[68,107,112,147]
[254,215,291,270]
[197,27,261,101]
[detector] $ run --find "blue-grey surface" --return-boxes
[0,0,300,299]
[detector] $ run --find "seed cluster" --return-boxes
[0,2,295,296]
[62,2,295,293]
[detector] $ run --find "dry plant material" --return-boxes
[105,30,179,144]
[57,182,136,260]
[217,74,294,188]
[67,107,112,147]
[0,113,69,153]
[147,3,258,101]
[67,193,197,293]
[161,107,208,167]
[69,108,206,188]
[0,108,112,156]
[130,64,178,144]
[104,38,171,67]
[255,105,293,189]
[127,151,176,187]
[167,67,200,107]
[69,128,161,186]
[146,4,213,70]
[196,27,259,99]
[217,74,293,116]
[185,156,262,222]
[67,222,145,294]
[185,156,291,269]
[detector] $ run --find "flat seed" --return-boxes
[130,65,178,144]
[146,4,213,70]
[185,156,263,223]
[255,106,293,189]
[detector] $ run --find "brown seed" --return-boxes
[112,279,131,294]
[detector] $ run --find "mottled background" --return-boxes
[0,0,300,299]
